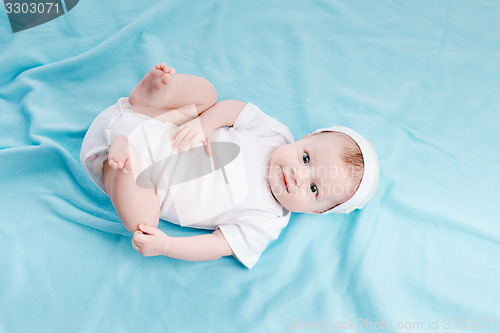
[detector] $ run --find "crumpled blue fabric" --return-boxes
[1,0,499,331]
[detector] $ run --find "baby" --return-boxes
[80,63,380,269]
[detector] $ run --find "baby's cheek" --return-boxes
[289,193,308,212]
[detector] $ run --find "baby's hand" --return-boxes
[132,224,170,257]
[170,117,213,157]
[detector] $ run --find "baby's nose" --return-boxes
[292,166,309,186]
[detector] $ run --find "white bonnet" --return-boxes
[312,126,380,214]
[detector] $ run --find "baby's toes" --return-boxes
[108,159,120,169]
[156,63,169,73]
[109,153,127,169]
[160,73,172,85]
[108,159,118,169]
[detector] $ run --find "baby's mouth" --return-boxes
[281,166,289,192]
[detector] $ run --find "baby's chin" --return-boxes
[269,184,302,213]
[267,175,289,211]
[268,180,284,205]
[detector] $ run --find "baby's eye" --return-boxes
[310,182,318,196]
[303,152,310,165]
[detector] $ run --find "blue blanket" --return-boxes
[1,0,499,331]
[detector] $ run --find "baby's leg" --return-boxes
[103,135,160,233]
[129,63,217,117]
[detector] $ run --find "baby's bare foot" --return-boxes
[129,63,176,108]
[108,135,132,174]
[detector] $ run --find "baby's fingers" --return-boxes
[170,126,182,141]
[132,230,147,243]
[177,131,198,153]
[204,138,212,157]
[170,124,189,144]
[132,241,141,253]
[187,133,205,150]
[171,127,190,150]
[132,236,143,253]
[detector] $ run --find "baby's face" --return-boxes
[268,132,358,214]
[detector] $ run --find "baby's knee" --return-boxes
[123,207,160,233]
[125,219,159,233]
[134,198,159,231]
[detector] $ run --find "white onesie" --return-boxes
[80,98,295,269]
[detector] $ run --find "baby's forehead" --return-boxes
[309,131,351,151]
[304,132,348,166]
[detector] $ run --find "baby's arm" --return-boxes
[132,224,233,261]
[170,100,246,155]
[198,99,246,129]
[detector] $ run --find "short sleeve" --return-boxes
[233,103,294,143]
[217,212,291,269]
